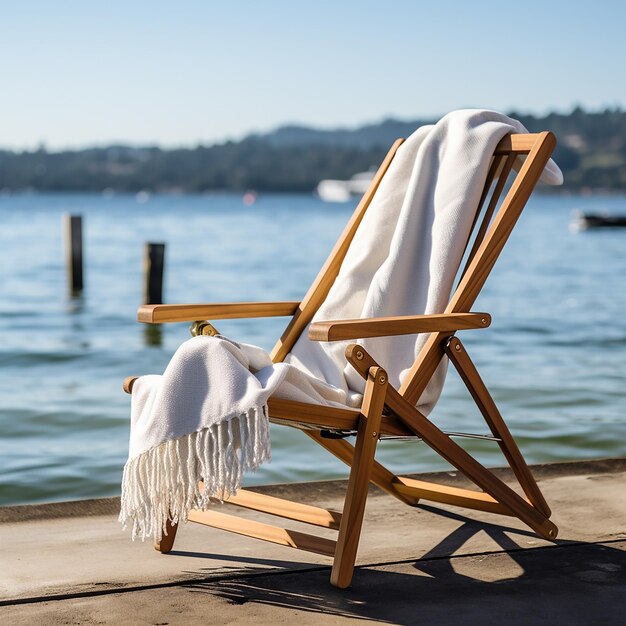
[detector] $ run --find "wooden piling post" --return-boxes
[143,242,165,304]
[64,214,84,294]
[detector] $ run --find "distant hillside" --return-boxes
[254,118,432,149]
[1,107,625,193]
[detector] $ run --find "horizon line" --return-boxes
[1,103,622,154]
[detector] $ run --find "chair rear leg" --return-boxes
[124,378,180,553]
[154,517,179,553]
[331,366,387,588]
[446,337,551,517]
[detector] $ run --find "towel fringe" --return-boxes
[119,405,271,542]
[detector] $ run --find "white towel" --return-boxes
[119,110,562,541]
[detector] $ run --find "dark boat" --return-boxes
[572,211,626,230]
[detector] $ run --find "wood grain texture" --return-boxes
[331,366,386,588]
[269,397,410,437]
[493,134,538,154]
[138,301,301,323]
[308,312,491,342]
[267,398,360,431]
[217,487,342,530]
[392,477,513,516]
[187,509,337,557]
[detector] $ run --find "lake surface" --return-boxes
[1,192,625,505]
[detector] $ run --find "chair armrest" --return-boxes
[138,301,301,324]
[308,312,490,341]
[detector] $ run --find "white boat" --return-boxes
[316,171,374,202]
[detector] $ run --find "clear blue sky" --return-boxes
[2,1,625,150]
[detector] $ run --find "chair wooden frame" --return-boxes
[124,131,559,588]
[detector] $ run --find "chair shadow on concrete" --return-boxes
[169,549,323,577]
[177,506,626,625]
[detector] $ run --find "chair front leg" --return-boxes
[331,365,387,588]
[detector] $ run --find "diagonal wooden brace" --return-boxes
[445,337,551,517]
[345,345,558,541]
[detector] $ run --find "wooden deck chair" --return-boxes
[124,130,559,588]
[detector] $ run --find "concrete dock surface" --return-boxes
[1,458,625,624]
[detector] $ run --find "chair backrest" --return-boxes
[270,138,404,363]
[398,132,556,403]
[271,132,557,403]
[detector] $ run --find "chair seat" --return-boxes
[267,397,415,437]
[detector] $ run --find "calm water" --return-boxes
[1,192,625,505]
